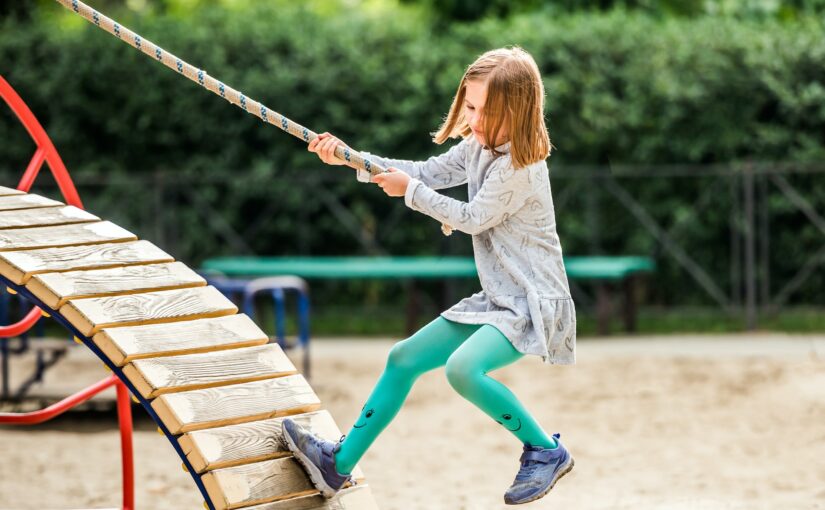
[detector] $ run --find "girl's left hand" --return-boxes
[372,167,410,197]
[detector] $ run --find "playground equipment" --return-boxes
[0,188,380,509]
[0,73,134,509]
[0,76,378,509]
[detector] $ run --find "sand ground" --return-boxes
[0,333,823,510]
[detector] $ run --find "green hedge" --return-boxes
[1,6,824,309]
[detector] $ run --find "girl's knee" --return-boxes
[386,339,421,374]
[445,356,478,394]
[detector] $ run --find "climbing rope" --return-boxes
[54,0,455,235]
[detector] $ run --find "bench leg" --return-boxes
[622,275,638,333]
[297,292,311,381]
[595,282,611,336]
[440,278,455,311]
[405,280,419,336]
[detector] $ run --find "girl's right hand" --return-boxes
[308,132,351,166]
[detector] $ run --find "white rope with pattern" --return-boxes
[54,0,454,235]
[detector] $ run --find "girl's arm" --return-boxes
[358,138,470,190]
[403,158,535,235]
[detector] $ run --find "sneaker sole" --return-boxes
[283,425,341,499]
[505,455,575,505]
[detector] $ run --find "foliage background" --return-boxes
[1,0,823,333]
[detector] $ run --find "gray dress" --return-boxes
[358,137,576,365]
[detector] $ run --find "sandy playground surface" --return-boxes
[0,332,823,510]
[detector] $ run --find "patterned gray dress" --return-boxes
[358,137,576,365]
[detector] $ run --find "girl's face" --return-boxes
[464,79,509,148]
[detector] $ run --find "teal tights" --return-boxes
[333,316,557,475]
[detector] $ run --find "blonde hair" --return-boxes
[432,46,552,169]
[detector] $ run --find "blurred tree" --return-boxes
[400,0,825,20]
[0,0,35,20]
[2,2,825,308]
[399,0,544,21]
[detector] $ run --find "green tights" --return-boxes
[333,316,557,475]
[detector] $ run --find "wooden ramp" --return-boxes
[0,190,379,510]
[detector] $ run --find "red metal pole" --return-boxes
[0,374,118,425]
[0,375,136,510]
[0,75,83,208]
[115,380,135,510]
[0,306,42,338]
[22,147,46,187]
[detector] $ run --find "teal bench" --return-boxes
[201,256,654,336]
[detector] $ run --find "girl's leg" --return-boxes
[333,316,482,474]
[444,324,558,449]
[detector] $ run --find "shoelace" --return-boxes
[514,434,561,482]
[291,425,356,485]
[515,456,541,481]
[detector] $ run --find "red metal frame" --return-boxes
[0,74,84,338]
[0,307,41,337]
[0,76,83,206]
[0,75,134,510]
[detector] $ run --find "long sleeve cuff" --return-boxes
[356,167,372,183]
[404,177,422,209]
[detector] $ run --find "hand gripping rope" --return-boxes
[53,0,455,236]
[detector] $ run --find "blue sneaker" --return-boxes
[504,433,574,505]
[281,418,356,498]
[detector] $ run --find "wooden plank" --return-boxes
[0,194,62,211]
[241,486,379,510]
[179,410,361,474]
[26,261,206,309]
[201,456,317,510]
[92,314,268,367]
[201,457,365,510]
[123,343,296,399]
[0,240,174,285]
[0,186,24,196]
[60,285,237,337]
[151,375,321,434]
[0,221,136,252]
[0,205,98,230]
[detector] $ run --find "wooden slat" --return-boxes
[201,457,365,510]
[242,486,379,510]
[92,314,268,367]
[0,221,136,252]
[179,410,355,473]
[60,285,237,337]
[0,240,174,285]
[0,186,24,196]
[152,375,321,434]
[26,261,206,309]
[0,193,62,211]
[123,343,296,399]
[0,206,98,230]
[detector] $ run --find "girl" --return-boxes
[282,46,576,506]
